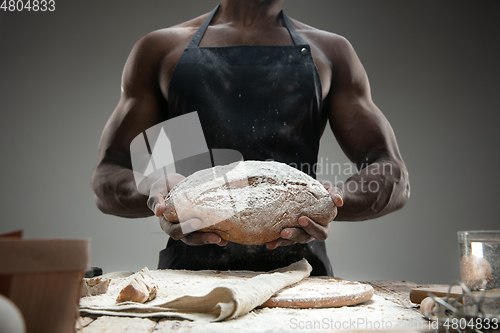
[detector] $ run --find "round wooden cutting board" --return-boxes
[261,278,374,308]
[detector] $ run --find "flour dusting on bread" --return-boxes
[116,268,158,303]
[163,161,335,245]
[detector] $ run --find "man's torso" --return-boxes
[141,12,344,105]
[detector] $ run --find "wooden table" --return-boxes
[76,280,431,332]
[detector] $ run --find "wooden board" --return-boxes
[362,280,420,308]
[261,278,374,308]
[409,284,463,304]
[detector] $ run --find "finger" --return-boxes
[182,232,225,246]
[148,174,186,215]
[266,239,280,250]
[146,194,157,212]
[297,216,330,242]
[147,195,165,216]
[266,239,279,250]
[155,201,166,217]
[159,215,173,235]
[159,215,181,239]
[280,226,315,244]
[154,199,165,217]
[319,181,344,207]
[217,239,228,247]
[266,238,296,250]
[159,216,227,246]
[333,193,344,207]
[330,186,344,207]
[160,216,200,240]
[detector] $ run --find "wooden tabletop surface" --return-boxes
[76,280,430,332]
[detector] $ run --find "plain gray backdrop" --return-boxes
[0,0,499,284]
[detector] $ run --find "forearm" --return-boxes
[92,162,154,218]
[335,159,410,221]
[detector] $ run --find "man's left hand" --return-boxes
[266,184,343,250]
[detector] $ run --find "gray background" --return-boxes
[0,0,498,284]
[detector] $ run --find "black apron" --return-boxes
[158,4,333,276]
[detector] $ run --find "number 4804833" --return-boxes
[1,0,55,12]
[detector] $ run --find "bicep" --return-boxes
[96,34,167,167]
[326,38,401,169]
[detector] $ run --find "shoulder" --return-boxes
[121,13,210,92]
[127,13,210,63]
[289,18,358,66]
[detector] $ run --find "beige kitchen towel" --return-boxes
[79,258,312,321]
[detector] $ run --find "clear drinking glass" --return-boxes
[458,230,500,317]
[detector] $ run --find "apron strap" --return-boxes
[281,12,306,45]
[187,3,306,48]
[188,3,221,48]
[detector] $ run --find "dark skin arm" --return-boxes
[92,27,228,246]
[92,32,166,218]
[325,36,410,221]
[268,31,409,248]
[90,32,198,219]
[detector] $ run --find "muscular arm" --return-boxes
[92,32,168,218]
[325,36,410,221]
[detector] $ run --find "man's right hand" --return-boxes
[158,216,228,246]
[146,173,185,217]
[147,174,228,246]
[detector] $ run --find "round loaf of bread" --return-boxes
[163,160,335,245]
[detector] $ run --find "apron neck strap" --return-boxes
[188,3,221,48]
[188,3,306,48]
[281,11,306,45]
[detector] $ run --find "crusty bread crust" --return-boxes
[81,277,110,297]
[116,268,158,303]
[163,161,335,245]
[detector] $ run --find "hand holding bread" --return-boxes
[159,161,340,246]
[148,171,228,246]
